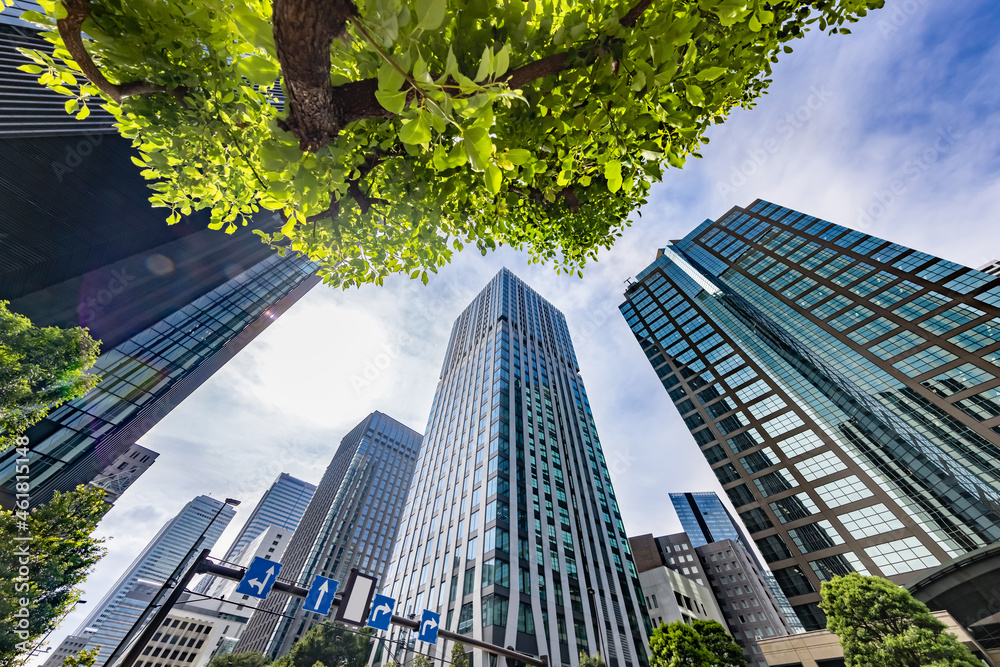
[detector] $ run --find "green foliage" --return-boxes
[271,624,371,667]
[0,486,107,666]
[0,301,100,449]
[650,620,747,667]
[410,655,432,667]
[578,652,605,667]
[450,642,469,667]
[820,573,981,667]
[207,651,272,667]
[691,620,746,667]
[11,0,882,288]
[60,648,100,667]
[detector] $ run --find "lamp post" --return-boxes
[104,497,240,667]
[587,587,607,662]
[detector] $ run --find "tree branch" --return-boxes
[57,0,183,104]
[620,0,655,28]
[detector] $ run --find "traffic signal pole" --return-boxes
[108,553,547,667]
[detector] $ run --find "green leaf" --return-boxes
[474,45,492,82]
[696,66,727,81]
[375,89,407,114]
[506,148,531,165]
[484,164,502,194]
[604,159,622,193]
[236,54,280,86]
[685,83,706,107]
[64,98,79,114]
[76,105,90,120]
[464,127,492,171]
[415,0,447,30]
[377,59,406,92]
[494,43,510,78]
[17,64,44,74]
[398,113,432,145]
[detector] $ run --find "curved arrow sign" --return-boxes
[366,594,396,631]
[236,557,283,600]
[417,609,440,644]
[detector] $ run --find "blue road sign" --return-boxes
[302,575,339,615]
[366,594,395,631]
[235,557,282,599]
[417,609,440,644]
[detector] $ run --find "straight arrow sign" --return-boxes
[302,575,339,615]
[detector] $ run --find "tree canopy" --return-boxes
[0,301,100,450]
[1,485,107,666]
[270,623,371,667]
[450,642,469,667]
[207,651,272,667]
[820,573,982,667]
[10,0,882,287]
[649,620,747,667]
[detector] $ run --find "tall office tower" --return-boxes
[619,198,1000,629]
[64,495,236,666]
[383,269,649,667]
[236,412,421,657]
[194,473,316,594]
[669,492,800,632]
[0,253,318,509]
[629,534,725,628]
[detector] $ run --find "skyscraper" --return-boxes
[193,473,316,595]
[236,412,421,657]
[57,495,236,667]
[619,198,1000,629]
[0,252,319,509]
[669,492,801,633]
[219,473,317,566]
[383,269,648,667]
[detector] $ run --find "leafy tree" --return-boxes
[10,0,882,288]
[449,642,468,667]
[0,301,100,450]
[692,620,746,667]
[272,624,371,667]
[60,648,100,667]
[648,622,714,667]
[0,486,107,666]
[820,573,981,667]
[207,651,272,667]
[410,656,431,667]
[578,653,605,667]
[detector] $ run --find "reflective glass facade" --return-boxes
[383,269,648,667]
[620,200,1000,630]
[0,253,318,508]
[236,412,421,657]
[70,495,235,666]
[219,473,317,564]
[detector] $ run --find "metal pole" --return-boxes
[194,561,547,667]
[113,549,211,667]
[587,587,606,662]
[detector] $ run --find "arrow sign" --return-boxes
[417,609,440,644]
[302,575,339,615]
[236,557,283,599]
[366,594,395,631]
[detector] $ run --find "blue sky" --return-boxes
[41,0,1000,655]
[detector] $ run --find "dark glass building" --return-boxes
[0,253,319,508]
[382,269,649,667]
[236,412,421,657]
[619,199,1000,629]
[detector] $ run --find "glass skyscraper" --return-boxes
[236,412,421,658]
[619,199,1000,629]
[66,495,236,666]
[0,253,318,508]
[193,472,317,595]
[383,269,648,667]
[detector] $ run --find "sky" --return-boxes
[38,0,1000,656]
